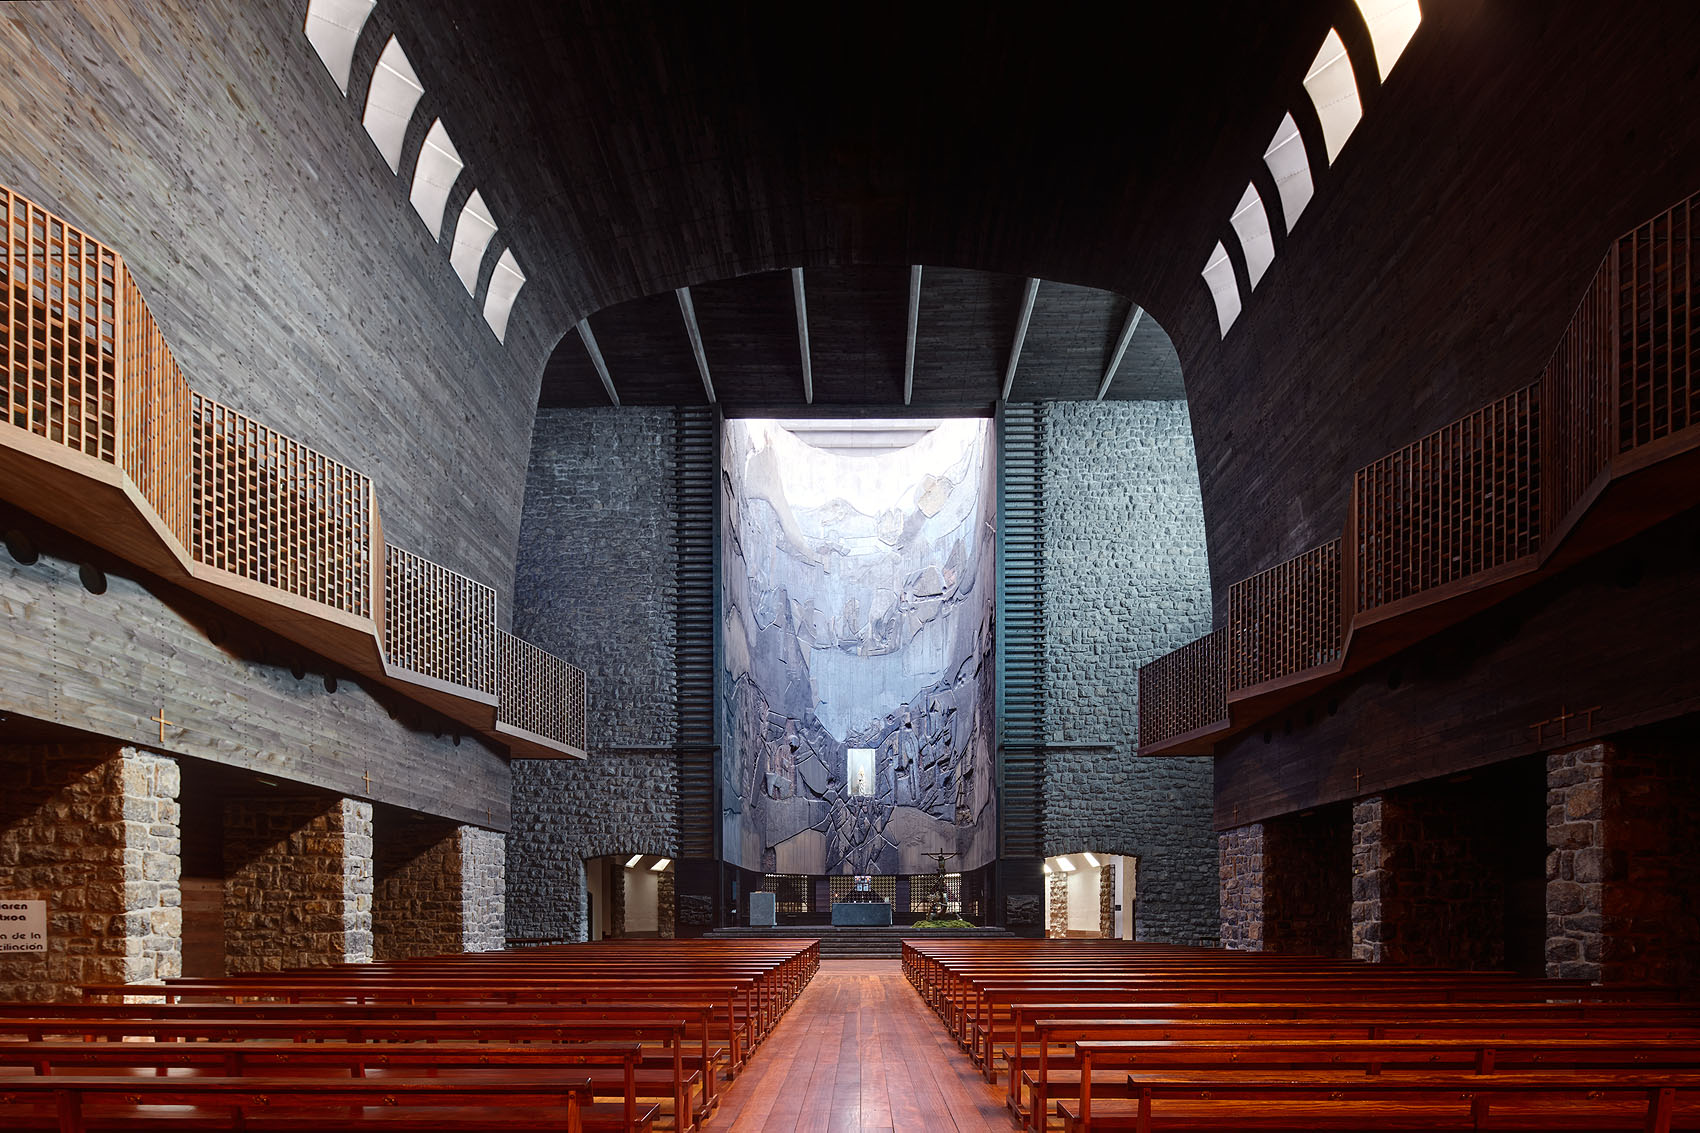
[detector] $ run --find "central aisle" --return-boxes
[712,958,1019,1131]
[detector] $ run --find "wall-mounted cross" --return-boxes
[149,708,174,746]
[1354,767,1363,793]
[362,768,373,795]
[1529,704,1604,746]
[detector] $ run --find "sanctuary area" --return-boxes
[1,1,1698,1129]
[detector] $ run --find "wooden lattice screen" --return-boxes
[1540,251,1617,536]
[1228,539,1342,691]
[120,274,191,545]
[384,544,497,694]
[1617,190,1695,454]
[0,188,119,463]
[498,629,588,751]
[190,393,373,617]
[1137,628,1228,747]
[1353,382,1542,612]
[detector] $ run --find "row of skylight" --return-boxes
[303,0,527,342]
[1202,0,1422,337]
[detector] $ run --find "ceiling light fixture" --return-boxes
[624,854,643,868]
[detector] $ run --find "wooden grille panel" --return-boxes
[1228,539,1341,691]
[1617,191,1696,453]
[120,275,192,545]
[498,630,588,751]
[190,393,373,617]
[1353,383,1541,612]
[0,188,119,463]
[1137,628,1228,747]
[1540,252,1616,533]
[384,544,497,694]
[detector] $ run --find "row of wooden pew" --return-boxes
[0,937,819,1132]
[902,938,1700,1131]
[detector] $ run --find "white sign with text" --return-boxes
[0,900,46,953]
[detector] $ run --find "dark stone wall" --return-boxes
[506,407,680,941]
[1040,401,1217,944]
[0,2,543,596]
[1263,805,1351,957]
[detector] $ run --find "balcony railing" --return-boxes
[1354,382,1541,613]
[1229,539,1342,692]
[385,545,497,695]
[498,631,588,754]
[0,182,585,759]
[1137,629,1228,748]
[1140,187,1700,755]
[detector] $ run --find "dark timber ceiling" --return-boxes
[369,0,1336,406]
[537,267,1184,409]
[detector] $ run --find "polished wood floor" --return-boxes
[712,959,1019,1132]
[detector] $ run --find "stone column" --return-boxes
[1218,824,1266,951]
[1099,865,1116,938]
[1046,871,1068,938]
[457,826,506,953]
[1350,797,1389,962]
[224,795,373,972]
[0,745,181,1001]
[1546,740,1699,988]
[1545,744,1607,979]
[609,863,628,938]
[656,866,676,940]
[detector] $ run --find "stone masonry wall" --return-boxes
[1046,871,1068,939]
[1217,824,1264,951]
[1042,401,1216,944]
[1353,785,1509,969]
[508,408,681,943]
[224,796,373,972]
[1547,739,1700,991]
[0,745,181,1001]
[459,827,506,952]
[1264,806,1352,957]
[373,812,461,961]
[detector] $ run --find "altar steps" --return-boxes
[702,925,1017,959]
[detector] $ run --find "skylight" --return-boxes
[303,0,376,95]
[482,248,526,341]
[1201,241,1242,337]
[448,190,498,294]
[1354,0,1422,80]
[409,120,464,239]
[1303,30,1364,164]
[1228,184,1275,289]
[1262,113,1314,233]
[361,37,425,174]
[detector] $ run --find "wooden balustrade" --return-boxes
[498,630,589,754]
[120,274,192,544]
[1137,629,1228,748]
[1228,539,1341,692]
[1354,382,1542,614]
[385,544,498,694]
[1616,190,1695,455]
[0,181,586,760]
[190,393,375,618]
[1141,189,1700,756]
[0,187,119,463]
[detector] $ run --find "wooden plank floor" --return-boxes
[711,959,1019,1132]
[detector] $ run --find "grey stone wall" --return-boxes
[223,795,373,971]
[1040,400,1216,944]
[508,406,682,941]
[459,827,507,953]
[0,745,182,1001]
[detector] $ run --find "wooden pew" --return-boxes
[0,1073,598,1132]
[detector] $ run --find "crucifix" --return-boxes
[149,708,174,746]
